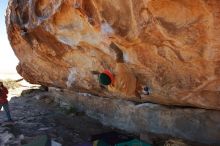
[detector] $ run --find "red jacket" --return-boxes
[0,86,8,104]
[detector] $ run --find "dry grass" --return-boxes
[164,139,189,146]
[0,79,22,89]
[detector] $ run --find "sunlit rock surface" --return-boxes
[6,0,220,110]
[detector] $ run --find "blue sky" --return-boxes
[0,0,8,38]
[0,0,19,74]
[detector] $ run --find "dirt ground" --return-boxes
[0,86,192,146]
[0,89,118,146]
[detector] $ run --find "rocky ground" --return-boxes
[0,85,191,146]
[0,89,116,146]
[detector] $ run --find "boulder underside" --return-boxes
[6,0,220,110]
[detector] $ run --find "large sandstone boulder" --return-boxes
[6,0,220,110]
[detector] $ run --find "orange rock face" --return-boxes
[6,0,220,110]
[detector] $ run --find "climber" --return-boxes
[0,82,13,124]
[96,42,138,98]
[98,63,138,98]
[98,69,114,86]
